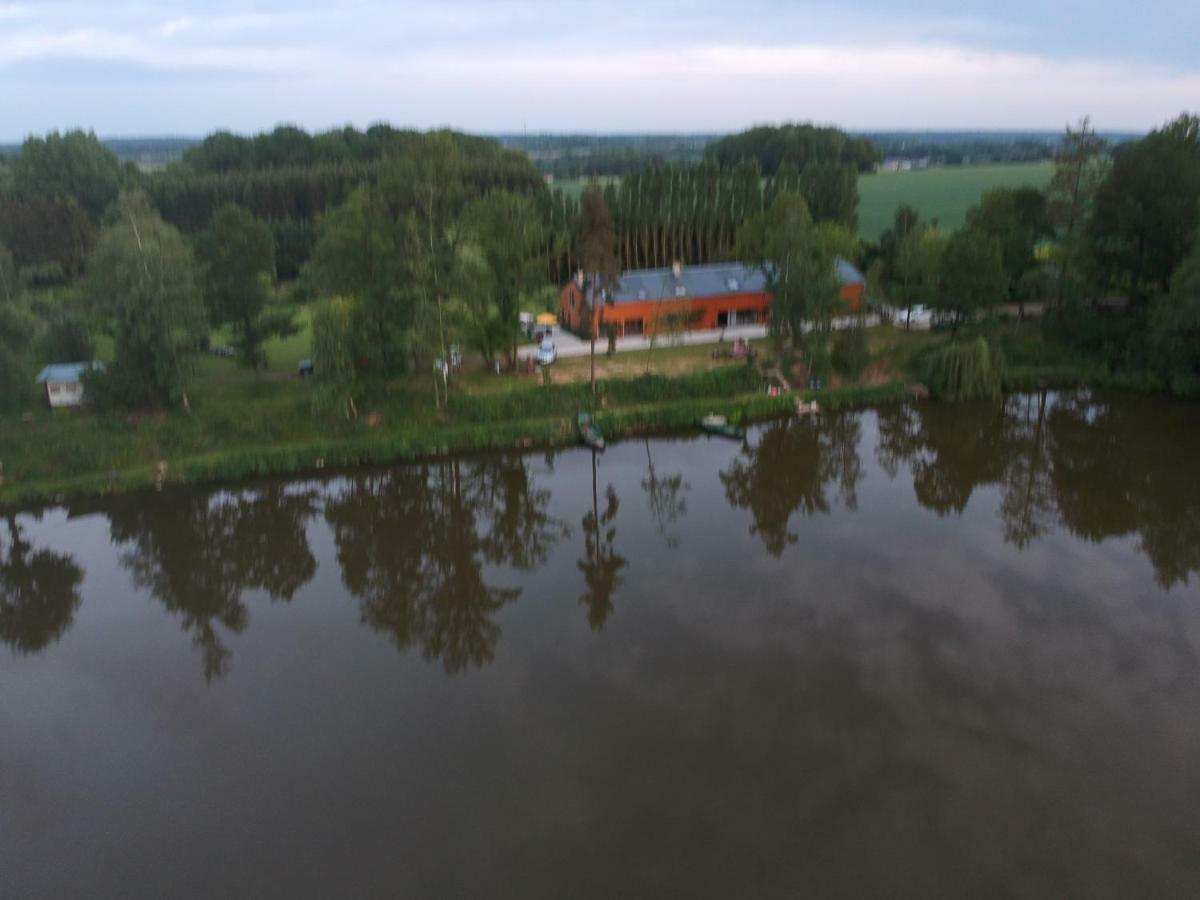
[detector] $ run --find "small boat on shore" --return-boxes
[700,413,746,440]
[578,411,606,451]
[796,399,820,417]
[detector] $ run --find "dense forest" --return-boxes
[705,124,881,174]
[1,115,1199,415]
[497,133,712,179]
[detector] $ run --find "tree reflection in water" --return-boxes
[9,389,1199,676]
[720,415,863,556]
[876,391,1200,588]
[641,439,688,550]
[328,455,569,673]
[1046,392,1200,588]
[0,513,84,655]
[578,449,627,630]
[107,485,319,680]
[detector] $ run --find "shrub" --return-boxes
[19,261,68,288]
[1042,303,1151,372]
[831,326,869,377]
[926,338,1004,401]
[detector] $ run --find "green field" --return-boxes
[554,161,1055,244]
[856,162,1054,241]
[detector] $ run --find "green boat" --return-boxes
[578,411,606,451]
[700,413,746,440]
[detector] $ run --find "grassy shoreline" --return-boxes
[0,377,915,506]
[1,320,1173,506]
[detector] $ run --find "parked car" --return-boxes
[209,344,235,358]
[298,359,315,377]
[537,340,557,365]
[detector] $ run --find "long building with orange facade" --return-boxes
[560,261,866,338]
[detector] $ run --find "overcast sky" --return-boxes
[2,0,1198,140]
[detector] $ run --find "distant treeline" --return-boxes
[141,126,544,278]
[497,133,712,178]
[705,124,881,174]
[0,137,199,169]
[862,130,1140,165]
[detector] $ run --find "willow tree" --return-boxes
[579,185,620,397]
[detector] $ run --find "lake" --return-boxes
[3,390,1199,898]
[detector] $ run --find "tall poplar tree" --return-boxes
[579,185,620,397]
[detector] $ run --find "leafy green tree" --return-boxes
[0,241,32,411]
[387,134,471,389]
[739,192,858,353]
[1150,226,1200,396]
[966,187,1049,306]
[878,204,921,275]
[890,225,947,316]
[195,204,295,368]
[0,307,33,412]
[311,184,417,374]
[43,305,95,363]
[0,242,18,305]
[12,130,123,220]
[1089,113,1200,301]
[83,192,205,407]
[0,195,95,276]
[462,190,546,368]
[938,226,1006,333]
[309,296,361,417]
[798,161,859,228]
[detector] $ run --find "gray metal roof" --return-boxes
[604,260,865,307]
[35,361,104,383]
[611,264,764,305]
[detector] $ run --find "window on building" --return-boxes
[624,319,644,336]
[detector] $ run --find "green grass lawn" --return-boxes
[549,175,621,200]
[857,162,1054,242]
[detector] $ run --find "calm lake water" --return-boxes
[3,390,1200,898]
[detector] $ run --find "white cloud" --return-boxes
[2,10,1197,135]
[159,17,193,38]
[0,28,309,73]
[344,40,1200,131]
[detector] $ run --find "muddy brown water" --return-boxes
[3,390,1199,898]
